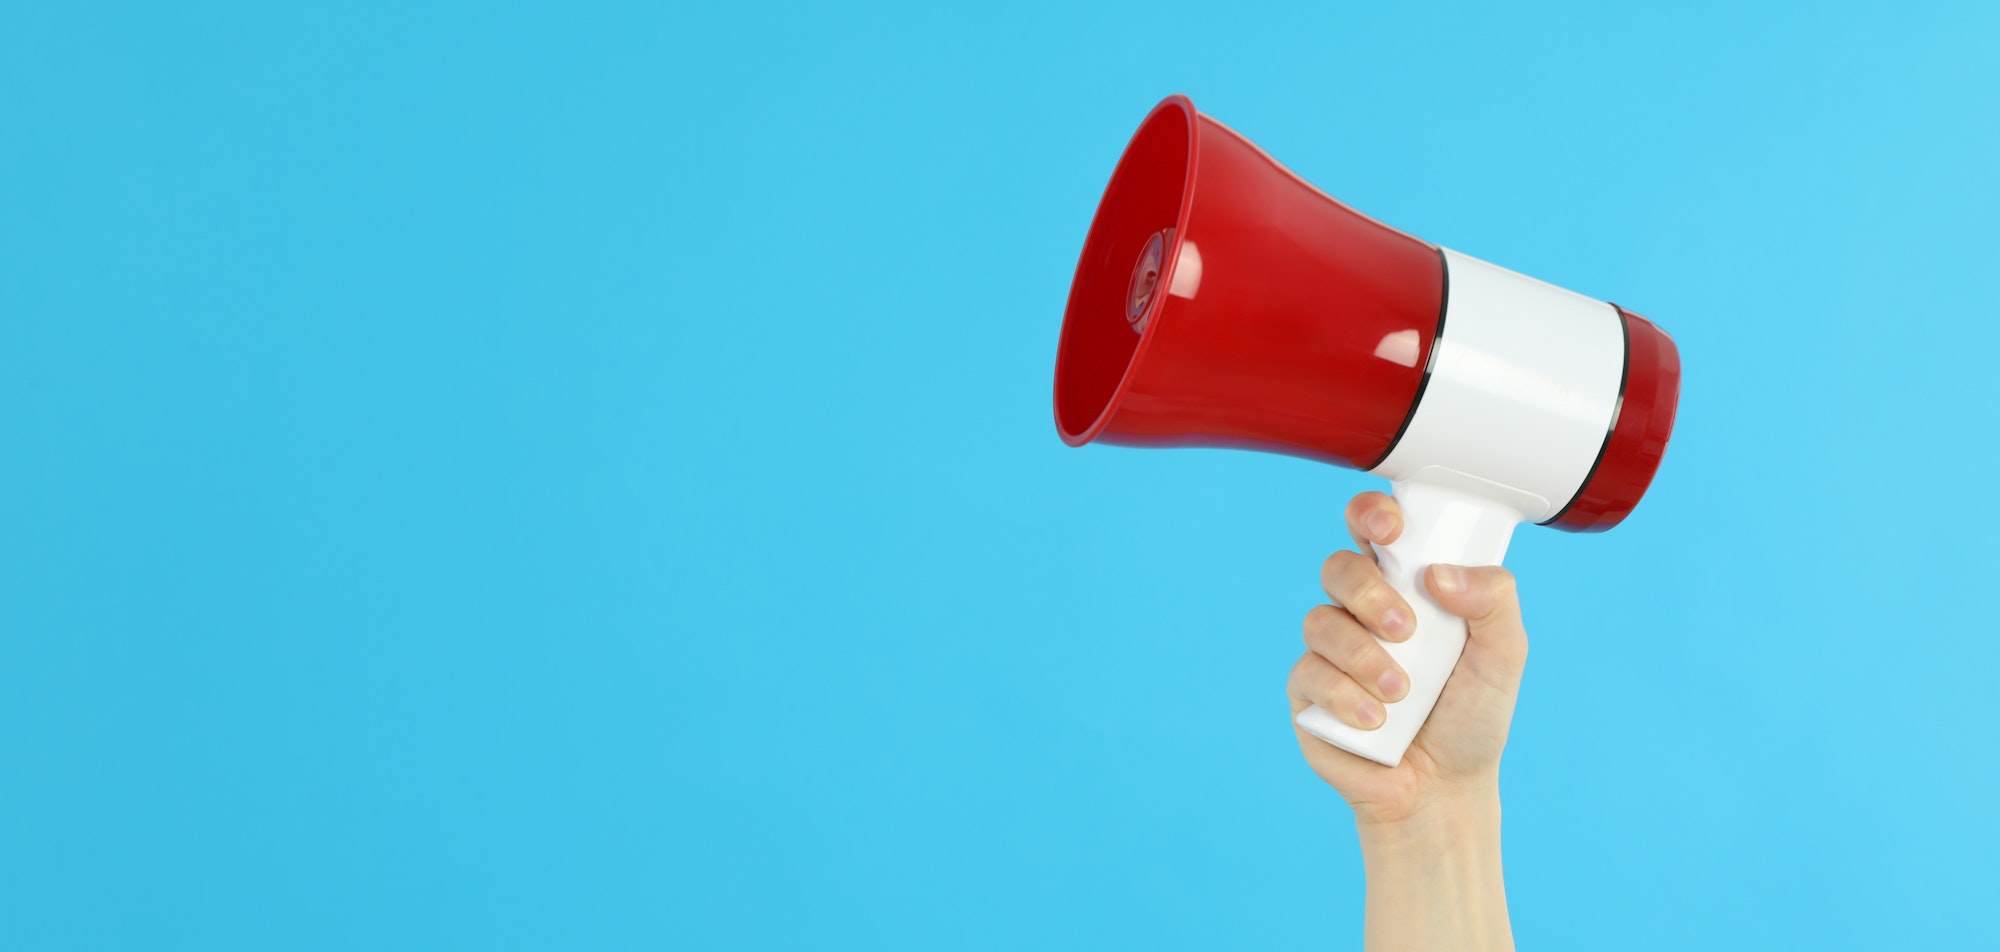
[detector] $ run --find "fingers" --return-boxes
[1287,651,1387,730]
[1320,550,1415,643]
[1302,605,1409,704]
[1426,563,1529,685]
[1343,491,1402,557]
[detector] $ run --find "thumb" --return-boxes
[1425,564,1528,677]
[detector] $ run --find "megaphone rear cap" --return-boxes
[1545,308,1682,532]
[1054,96,1197,446]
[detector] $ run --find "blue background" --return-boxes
[4,2,1997,949]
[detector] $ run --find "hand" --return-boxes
[1286,491,1530,827]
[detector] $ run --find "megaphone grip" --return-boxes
[1295,479,1523,766]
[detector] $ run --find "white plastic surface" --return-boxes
[1295,478,1523,766]
[1370,248,1626,523]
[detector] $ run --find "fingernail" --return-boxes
[1380,608,1411,638]
[1365,510,1396,540]
[1434,564,1467,593]
[1357,700,1384,728]
[1378,670,1407,702]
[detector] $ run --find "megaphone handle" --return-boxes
[1295,478,1523,766]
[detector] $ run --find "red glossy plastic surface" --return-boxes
[1053,95,1444,470]
[1546,308,1681,532]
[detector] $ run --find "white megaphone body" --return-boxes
[1053,95,1681,766]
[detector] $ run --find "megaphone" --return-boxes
[1053,95,1680,767]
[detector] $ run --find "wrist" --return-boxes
[1355,779,1502,868]
[1353,781,1512,952]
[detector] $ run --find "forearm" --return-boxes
[1356,786,1513,952]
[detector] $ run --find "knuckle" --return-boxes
[1306,669,1343,705]
[1302,680,1332,708]
[1302,604,1337,639]
[1344,634,1386,677]
[1286,654,1315,692]
[1301,615,1336,655]
[1348,574,1391,616]
[1322,549,1364,583]
[1316,671,1356,708]
[1307,609,1360,658]
[1320,548,1362,580]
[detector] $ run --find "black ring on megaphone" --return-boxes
[1365,246,1452,471]
[1540,302,1632,526]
